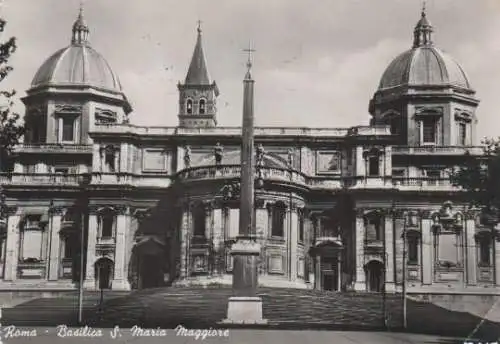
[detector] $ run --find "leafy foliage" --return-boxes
[450,138,500,221]
[0,17,24,171]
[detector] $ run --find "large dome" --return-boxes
[378,10,472,91]
[30,8,122,93]
[378,46,471,90]
[31,45,122,92]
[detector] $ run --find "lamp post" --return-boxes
[77,173,90,325]
[402,210,408,330]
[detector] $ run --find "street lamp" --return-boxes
[77,173,91,325]
[402,210,408,330]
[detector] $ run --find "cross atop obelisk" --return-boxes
[243,42,255,79]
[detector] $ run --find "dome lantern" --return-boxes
[413,3,433,48]
[71,5,90,46]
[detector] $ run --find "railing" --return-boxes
[392,177,458,191]
[392,146,484,155]
[91,173,172,188]
[176,165,307,185]
[93,124,350,137]
[14,143,92,154]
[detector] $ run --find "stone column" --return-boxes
[92,144,101,173]
[48,208,63,281]
[289,205,298,281]
[3,209,20,281]
[354,209,365,291]
[465,211,477,285]
[384,211,395,291]
[255,200,268,275]
[83,213,98,289]
[112,207,131,290]
[421,212,433,285]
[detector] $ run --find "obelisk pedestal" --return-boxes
[223,238,266,323]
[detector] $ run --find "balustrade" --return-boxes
[392,146,483,155]
[15,143,92,154]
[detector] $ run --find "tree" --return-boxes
[450,138,500,222]
[0,17,24,172]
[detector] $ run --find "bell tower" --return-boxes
[178,22,219,128]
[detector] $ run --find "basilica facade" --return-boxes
[0,8,498,297]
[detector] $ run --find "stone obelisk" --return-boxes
[222,46,266,324]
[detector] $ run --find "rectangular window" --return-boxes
[272,207,285,237]
[298,212,304,242]
[422,118,436,144]
[458,122,466,145]
[408,237,419,265]
[61,117,75,142]
[368,156,379,176]
[100,215,114,238]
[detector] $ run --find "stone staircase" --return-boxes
[3,286,500,339]
[1,291,129,327]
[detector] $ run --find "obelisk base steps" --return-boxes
[220,296,268,324]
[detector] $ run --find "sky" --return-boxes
[2,0,500,139]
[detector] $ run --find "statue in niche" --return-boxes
[256,144,265,167]
[214,142,223,165]
[441,201,453,219]
[184,146,191,169]
[287,148,294,168]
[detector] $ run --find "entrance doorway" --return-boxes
[322,272,338,291]
[138,254,164,289]
[365,260,384,292]
[95,258,114,289]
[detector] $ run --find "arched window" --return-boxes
[186,99,193,114]
[199,99,206,115]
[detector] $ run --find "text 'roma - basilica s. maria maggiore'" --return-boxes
[0,6,497,303]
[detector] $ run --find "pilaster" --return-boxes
[120,143,129,173]
[112,206,131,290]
[48,207,63,281]
[3,209,20,281]
[421,212,433,285]
[83,213,98,289]
[289,205,298,281]
[92,144,101,173]
[384,211,395,291]
[354,209,365,291]
[465,211,477,285]
[384,146,392,177]
[355,146,364,176]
